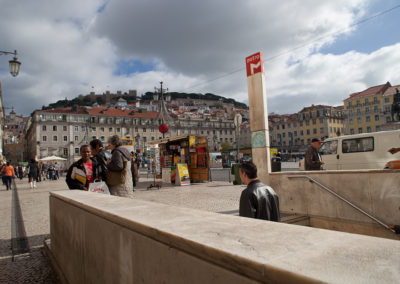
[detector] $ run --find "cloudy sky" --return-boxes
[1,0,400,116]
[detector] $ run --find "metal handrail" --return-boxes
[288,175,395,233]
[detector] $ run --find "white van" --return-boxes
[300,130,400,170]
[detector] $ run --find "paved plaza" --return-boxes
[0,171,245,283]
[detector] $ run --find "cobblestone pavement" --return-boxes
[0,178,67,284]
[0,173,245,283]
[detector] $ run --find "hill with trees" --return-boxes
[41,91,248,110]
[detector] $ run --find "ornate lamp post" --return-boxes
[135,134,141,151]
[234,113,242,162]
[0,49,21,162]
[153,81,172,138]
[0,50,21,77]
[213,135,219,151]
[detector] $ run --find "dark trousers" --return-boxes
[4,176,12,190]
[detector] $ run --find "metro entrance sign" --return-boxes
[245,51,271,179]
[246,52,264,77]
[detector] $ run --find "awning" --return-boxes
[147,135,191,145]
[38,155,67,162]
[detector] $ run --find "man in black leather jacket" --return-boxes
[90,139,109,182]
[238,161,280,221]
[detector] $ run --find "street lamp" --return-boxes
[213,135,218,151]
[135,134,140,151]
[153,81,172,138]
[234,113,242,162]
[0,50,21,77]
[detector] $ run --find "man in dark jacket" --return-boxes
[66,145,99,190]
[238,161,280,221]
[304,138,324,171]
[90,139,109,182]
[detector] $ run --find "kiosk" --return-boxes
[148,135,209,183]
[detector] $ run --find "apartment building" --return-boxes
[25,105,237,164]
[344,82,392,134]
[269,105,344,153]
[3,110,29,163]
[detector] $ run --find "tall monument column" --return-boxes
[246,52,271,183]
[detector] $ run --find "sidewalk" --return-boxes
[0,175,244,283]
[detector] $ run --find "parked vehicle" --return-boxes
[299,130,400,170]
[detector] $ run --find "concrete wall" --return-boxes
[49,191,400,283]
[265,169,400,239]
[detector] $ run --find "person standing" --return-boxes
[238,161,280,221]
[54,163,59,180]
[27,159,39,188]
[66,145,99,190]
[130,152,137,189]
[1,162,16,191]
[304,138,324,171]
[106,135,133,197]
[90,139,109,182]
[17,165,23,180]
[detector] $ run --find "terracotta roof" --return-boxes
[347,82,391,100]
[87,107,158,118]
[298,104,332,113]
[383,85,400,97]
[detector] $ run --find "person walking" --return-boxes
[66,145,99,190]
[27,159,39,188]
[17,165,23,180]
[1,162,16,191]
[238,161,280,221]
[304,138,324,171]
[106,135,134,197]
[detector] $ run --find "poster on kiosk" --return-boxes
[176,163,190,186]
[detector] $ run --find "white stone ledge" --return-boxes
[270,169,400,175]
[49,191,400,283]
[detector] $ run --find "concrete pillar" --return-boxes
[246,52,271,183]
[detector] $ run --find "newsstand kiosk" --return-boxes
[148,135,209,184]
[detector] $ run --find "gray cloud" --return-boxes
[3,0,400,118]
[92,0,366,76]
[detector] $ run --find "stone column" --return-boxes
[246,52,271,184]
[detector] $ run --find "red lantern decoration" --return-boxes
[158,123,169,134]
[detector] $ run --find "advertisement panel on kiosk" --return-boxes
[176,163,190,185]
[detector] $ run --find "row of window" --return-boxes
[349,115,393,125]
[349,125,379,134]
[42,135,81,142]
[276,126,344,138]
[274,118,342,130]
[349,115,380,124]
[272,139,311,146]
[348,105,380,115]
[40,114,236,128]
[42,128,235,142]
[347,96,388,108]
[41,125,234,136]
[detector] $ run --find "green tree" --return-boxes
[220,142,233,151]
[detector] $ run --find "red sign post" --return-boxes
[245,51,271,178]
[246,52,264,77]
